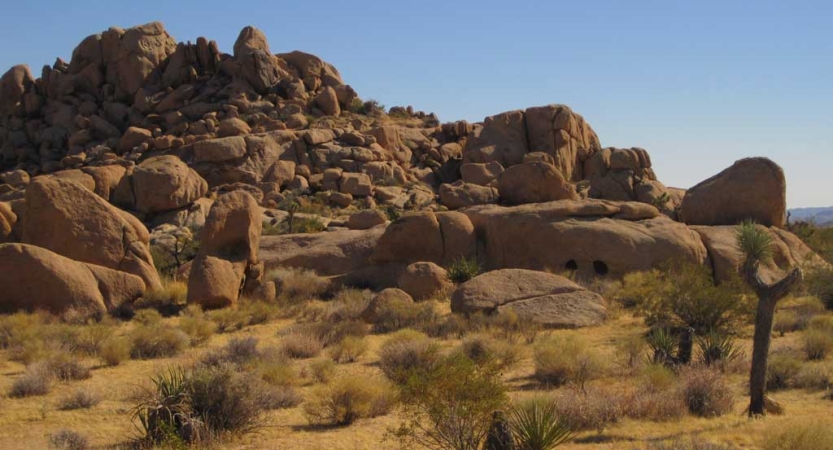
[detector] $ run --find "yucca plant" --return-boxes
[447,257,481,284]
[736,220,802,416]
[646,328,678,367]
[131,367,202,445]
[509,398,573,450]
[697,331,743,367]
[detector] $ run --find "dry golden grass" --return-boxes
[1,301,832,450]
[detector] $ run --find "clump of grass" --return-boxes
[616,334,647,372]
[446,257,481,284]
[304,376,397,426]
[57,389,101,410]
[136,280,188,316]
[646,438,735,450]
[460,333,522,371]
[774,310,799,336]
[308,358,337,383]
[48,429,89,450]
[678,366,734,417]
[280,329,325,359]
[329,336,368,363]
[793,364,833,390]
[626,364,687,422]
[207,308,247,333]
[533,335,606,389]
[378,329,442,385]
[766,354,802,390]
[9,361,53,397]
[99,336,130,367]
[552,387,625,433]
[368,297,437,333]
[178,305,216,346]
[802,328,833,360]
[267,267,330,304]
[761,420,833,450]
[129,323,189,359]
[47,354,91,381]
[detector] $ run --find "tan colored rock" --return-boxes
[193,136,247,163]
[0,65,34,115]
[82,164,128,201]
[439,181,498,210]
[680,157,787,228]
[22,177,161,290]
[339,172,373,196]
[264,160,297,188]
[2,170,30,187]
[218,118,251,137]
[346,209,387,230]
[464,110,527,167]
[329,192,353,208]
[460,161,504,186]
[497,161,578,205]
[261,227,385,276]
[399,261,452,301]
[524,105,601,181]
[463,200,705,278]
[188,191,261,308]
[450,269,607,328]
[315,86,341,116]
[133,155,208,214]
[50,170,96,192]
[373,211,476,265]
[0,202,16,243]
[360,288,413,323]
[104,22,177,98]
[0,243,145,319]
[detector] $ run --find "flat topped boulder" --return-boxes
[450,269,607,328]
[680,157,787,228]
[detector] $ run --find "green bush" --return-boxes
[267,267,330,304]
[329,336,368,363]
[766,354,802,390]
[696,331,743,368]
[533,335,606,389]
[368,297,437,333]
[304,376,397,426]
[460,333,522,371]
[802,328,833,360]
[99,336,130,367]
[378,330,442,385]
[129,323,189,359]
[446,257,481,284]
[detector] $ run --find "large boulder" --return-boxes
[372,211,476,266]
[360,288,414,323]
[450,269,607,328]
[0,65,35,115]
[524,104,601,181]
[22,177,161,290]
[345,209,387,230]
[460,161,504,186]
[498,161,578,205]
[680,157,787,228]
[132,155,208,214]
[692,225,827,284]
[585,148,658,201]
[193,136,247,163]
[188,191,261,308]
[260,227,385,276]
[0,202,17,243]
[398,261,452,301]
[464,110,528,167]
[463,200,707,278]
[99,22,177,99]
[0,243,145,319]
[439,181,499,210]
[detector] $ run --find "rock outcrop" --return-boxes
[132,155,208,214]
[372,211,476,266]
[0,243,145,318]
[680,157,787,228]
[398,261,452,301]
[187,190,262,308]
[450,269,607,328]
[497,161,578,205]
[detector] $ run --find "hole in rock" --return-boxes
[565,260,578,271]
[593,260,609,276]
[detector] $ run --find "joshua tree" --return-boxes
[735,221,803,416]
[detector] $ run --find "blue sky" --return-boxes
[1,0,830,207]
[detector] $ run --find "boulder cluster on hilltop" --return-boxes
[0,22,825,327]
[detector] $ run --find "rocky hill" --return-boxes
[0,22,827,324]
[789,207,833,226]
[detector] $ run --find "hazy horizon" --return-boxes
[1,1,830,208]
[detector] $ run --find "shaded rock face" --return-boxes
[439,180,498,210]
[680,157,787,228]
[692,225,828,284]
[464,105,600,181]
[372,211,476,266]
[463,200,707,279]
[22,177,161,290]
[497,161,578,205]
[585,147,660,203]
[450,269,607,328]
[261,227,386,276]
[188,190,261,309]
[0,243,145,319]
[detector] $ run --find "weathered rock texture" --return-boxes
[451,269,607,328]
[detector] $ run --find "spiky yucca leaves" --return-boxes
[447,257,481,284]
[509,398,573,450]
[131,367,201,445]
[736,220,774,266]
[646,328,678,367]
[697,331,743,367]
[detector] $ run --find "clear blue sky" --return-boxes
[1,1,830,207]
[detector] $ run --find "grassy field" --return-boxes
[1,284,832,450]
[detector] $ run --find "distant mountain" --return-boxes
[789,207,833,226]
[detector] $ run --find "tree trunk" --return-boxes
[744,262,802,417]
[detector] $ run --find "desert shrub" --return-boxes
[48,429,89,450]
[272,216,327,234]
[200,336,262,368]
[308,358,337,383]
[774,310,799,336]
[790,297,827,328]
[325,289,373,322]
[766,353,802,390]
[678,366,734,417]
[761,420,833,450]
[489,309,522,343]
[533,335,606,388]
[131,368,200,445]
[267,267,330,304]
[207,308,247,333]
[696,331,743,368]
[508,397,574,450]
[394,353,507,450]
[57,389,101,410]
[186,365,269,435]
[136,280,188,316]
[805,267,833,309]
[802,328,833,360]
[646,328,679,367]
[329,336,368,363]
[260,383,303,409]
[378,330,442,384]
[793,364,833,390]
[626,365,687,421]
[304,376,397,426]
[47,354,91,381]
[551,387,625,433]
[423,314,471,340]
[75,323,114,356]
[809,314,833,332]
[99,336,130,366]
[280,329,325,359]
[446,257,481,284]
[178,307,216,347]
[616,334,647,371]
[460,333,522,371]
[369,297,437,333]
[238,299,280,326]
[626,263,751,334]
[0,313,48,361]
[646,438,735,450]
[150,235,199,278]
[133,309,163,326]
[129,323,189,359]
[9,361,53,397]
